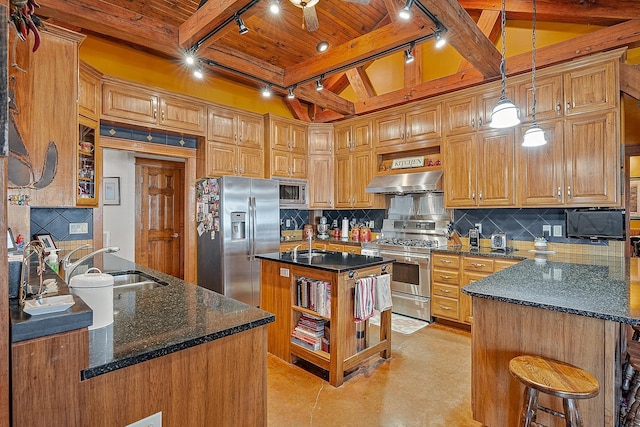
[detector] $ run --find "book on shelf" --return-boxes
[296,277,331,317]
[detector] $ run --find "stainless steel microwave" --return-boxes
[278,178,307,209]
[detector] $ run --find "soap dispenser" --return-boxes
[45,249,61,274]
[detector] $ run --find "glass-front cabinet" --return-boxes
[77,116,100,206]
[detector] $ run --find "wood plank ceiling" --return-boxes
[34,0,640,122]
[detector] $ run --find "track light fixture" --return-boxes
[193,67,204,79]
[269,0,280,14]
[434,31,446,49]
[185,52,196,66]
[316,77,324,91]
[404,46,414,64]
[287,87,295,99]
[399,0,414,20]
[262,85,272,97]
[235,15,249,34]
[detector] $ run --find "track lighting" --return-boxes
[269,0,280,14]
[262,85,272,98]
[193,67,204,79]
[316,77,324,91]
[185,52,196,66]
[316,41,329,53]
[287,87,295,99]
[399,0,414,20]
[404,47,414,64]
[434,31,446,49]
[235,15,249,34]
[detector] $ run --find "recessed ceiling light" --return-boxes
[269,0,280,14]
[316,41,329,53]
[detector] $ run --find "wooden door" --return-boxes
[334,154,353,207]
[461,271,491,324]
[270,151,290,177]
[444,95,476,136]
[102,83,158,125]
[444,134,477,207]
[477,85,514,130]
[564,61,617,116]
[135,158,184,279]
[352,120,372,151]
[205,141,237,176]
[564,111,618,206]
[374,112,405,147]
[515,120,564,206]
[308,154,334,208]
[238,113,263,149]
[238,147,263,177]
[290,123,308,154]
[477,129,515,206]
[270,118,291,151]
[207,106,237,144]
[308,125,334,155]
[517,74,563,123]
[159,96,205,133]
[405,103,442,144]
[289,153,308,179]
[334,123,353,154]
[351,151,374,207]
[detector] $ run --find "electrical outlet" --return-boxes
[69,222,88,234]
[126,412,162,427]
[285,219,291,227]
[280,268,290,278]
[368,220,375,228]
[542,224,551,235]
[553,225,563,237]
[474,223,482,234]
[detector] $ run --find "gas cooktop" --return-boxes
[373,238,441,248]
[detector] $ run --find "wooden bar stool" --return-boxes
[623,341,640,426]
[509,355,600,427]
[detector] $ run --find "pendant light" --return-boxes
[490,0,520,129]
[522,0,547,147]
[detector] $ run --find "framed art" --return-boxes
[631,178,640,219]
[104,177,121,205]
[36,234,56,254]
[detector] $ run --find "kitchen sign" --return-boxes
[391,156,425,169]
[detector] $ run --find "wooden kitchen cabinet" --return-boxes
[8,25,84,207]
[373,101,442,153]
[334,151,382,209]
[79,61,102,120]
[77,116,100,206]
[334,119,372,154]
[460,256,495,324]
[207,105,263,148]
[102,79,206,134]
[308,125,334,208]
[563,61,617,116]
[265,114,308,178]
[201,141,263,178]
[444,129,515,208]
[444,84,513,136]
[517,74,563,124]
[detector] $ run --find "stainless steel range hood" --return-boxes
[365,171,443,194]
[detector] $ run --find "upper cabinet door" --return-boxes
[102,83,159,125]
[290,124,308,154]
[271,119,292,151]
[374,113,405,147]
[564,61,617,116]
[352,120,372,151]
[517,74,563,123]
[476,129,514,207]
[405,103,442,144]
[207,106,237,144]
[309,125,334,155]
[444,96,476,136]
[238,114,263,149]
[159,96,205,133]
[477,85,515,131]
[444,134,477,207]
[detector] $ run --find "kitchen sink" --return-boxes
[109,271,167,297]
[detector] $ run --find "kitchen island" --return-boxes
[462,254,633,426]
[11,254,274,427]
[257,251,393,386]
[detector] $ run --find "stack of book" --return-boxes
[291,313,327,352]
[296,277,331,317]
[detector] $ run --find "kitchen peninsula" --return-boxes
[258,251,393,386]
[462,254,634,426]
[10,254,274,427]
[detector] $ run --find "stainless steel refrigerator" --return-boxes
[196,176,280,306]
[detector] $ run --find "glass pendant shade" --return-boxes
[522,124,547,147]
[489,98,520,128]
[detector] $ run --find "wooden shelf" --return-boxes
[290,342,331,368]
[291,305,330,321]
[375,165,443,176]
[79,149,94,156]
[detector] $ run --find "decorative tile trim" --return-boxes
[100,125,197,149]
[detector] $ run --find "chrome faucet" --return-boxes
[292,244,302,261]
[308,232,313,254]
[61,245,120,279]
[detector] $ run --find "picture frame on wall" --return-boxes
[104,177,121,205]
[631,178,640,219]
[36,234,56,254]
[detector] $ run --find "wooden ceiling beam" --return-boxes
[356,19,640,114]
[178,0,259,51]
[346,68,376,100]
[312,108,347,123]
[283,20,427,86]
[458,9,500,72]
[458,0,639,26]
[37,0,179,56]
[294,85,355,116]
[285,98,312,122]
[405,44,423,87]
[200,44,285,87]
[424,0,501,78]
[621,63,640,100]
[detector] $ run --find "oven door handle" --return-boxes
[379,252,429,265]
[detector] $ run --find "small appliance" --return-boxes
[490,232,508,250]
[278,178,307,209]
[469,228,479,248]
[317,216,329,239]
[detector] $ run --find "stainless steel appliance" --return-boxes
[361,214,450,322]
[278,178,307,209]
[490,232,508,250]
[196,177,280,306]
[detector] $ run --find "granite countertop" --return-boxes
[461,256,640,325]
[431,246,527,260]
[257,251,391,273]
[280,236,364,247]
[10,254,275,380]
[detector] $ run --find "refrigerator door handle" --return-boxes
[250,196,256,260]
[246,198,252,261]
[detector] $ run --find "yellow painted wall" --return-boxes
[79,36,293,117]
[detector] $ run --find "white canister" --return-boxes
[341,218,350,239]
[69,267,114,330]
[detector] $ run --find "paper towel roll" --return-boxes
[341,218,349,239]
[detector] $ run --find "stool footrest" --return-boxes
[536,404,566,419]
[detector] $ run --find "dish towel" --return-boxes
[374,274,392,311]
[354,277,375,323]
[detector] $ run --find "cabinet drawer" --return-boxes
[432,296,459,319]
[464,271,491,286]
[326,243,344,252]
[432,253,460,268]
[463,256,494,273]
[432,283,459,298]
[494,258,520,271]
[432,268,460,285]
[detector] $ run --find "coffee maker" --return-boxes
[317,216,329,239]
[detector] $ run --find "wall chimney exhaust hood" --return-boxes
[365,171,443,194]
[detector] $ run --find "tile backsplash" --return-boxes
[30,208,93,242]
[280,209,386,231]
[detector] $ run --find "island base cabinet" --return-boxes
[471,298,619,427]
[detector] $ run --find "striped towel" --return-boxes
[354,277,375,323]
[374,274,392,311]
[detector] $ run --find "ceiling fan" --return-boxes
[288,0,371,32]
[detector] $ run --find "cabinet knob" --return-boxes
[439,288,452,293]
[556,101,561,114]
[171,233,179,238]
[557,186,562,201]
[471,263,485,268]
[234,133,237,142]
[478,117,483,126]
[161,111,165,121]
[239,135,243,142]
[471,118,475,129]
[566,102,571,113]
[479,192,483,201]
[439,275,452,279]
[438,305,452,311]
[153,109,157,119]
[567,186,572,199]
[472,192,476,201]
[440,259,452,264]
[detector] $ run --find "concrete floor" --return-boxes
[267,323,482,426]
